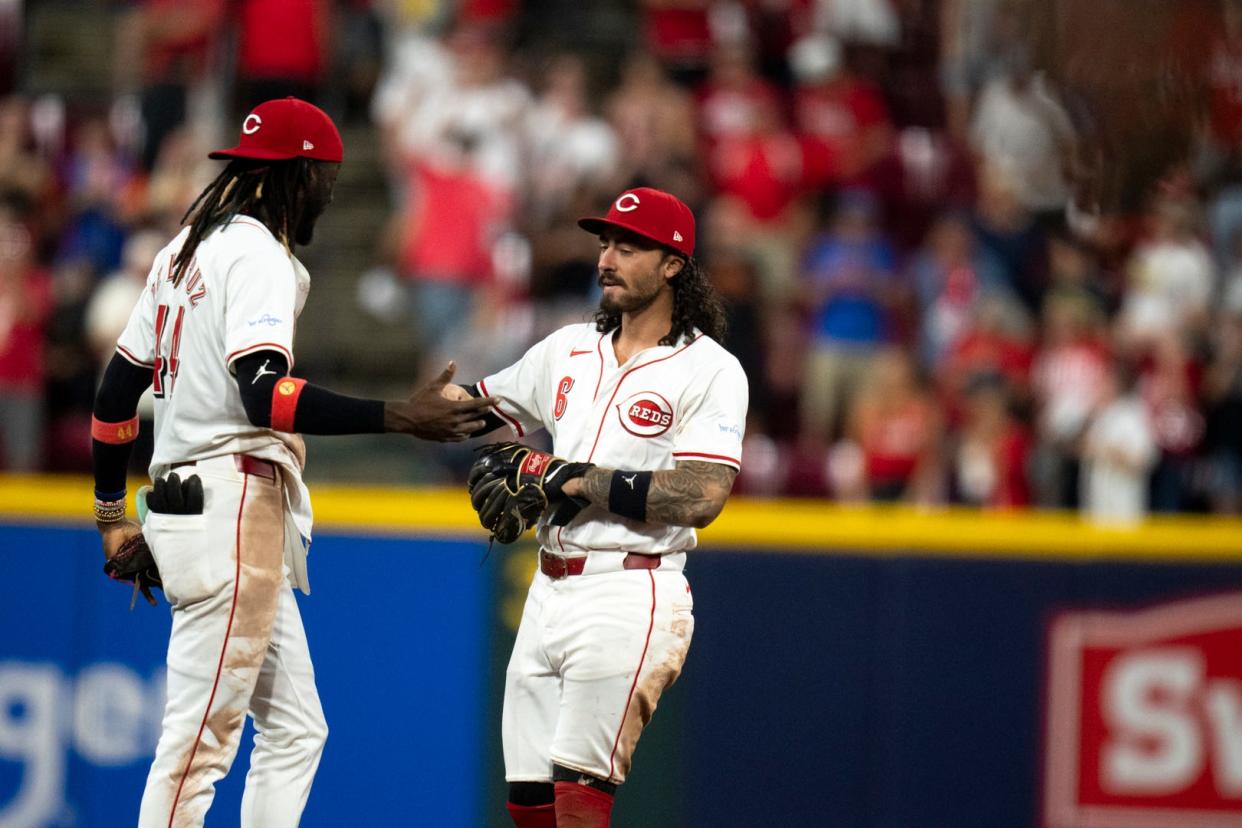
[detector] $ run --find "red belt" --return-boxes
[172,454,277,482]
[539,550,661,579]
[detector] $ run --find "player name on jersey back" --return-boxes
[116,216,310,474]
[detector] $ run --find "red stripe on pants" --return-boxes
[166,473,248,826]
[606,570,656,781]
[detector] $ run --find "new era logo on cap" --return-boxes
[209,97,343,163]
[577,187,696,257]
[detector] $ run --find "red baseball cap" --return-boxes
[209,98,343,163]
[578,187,695,258]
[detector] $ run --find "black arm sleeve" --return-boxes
[233,350,386,435]
[92,353,153,498]
[464,382,507,436]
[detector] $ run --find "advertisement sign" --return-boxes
[0,524,489,828]
[1045,592,1242,828]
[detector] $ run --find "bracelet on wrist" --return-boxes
[94,497,126,524]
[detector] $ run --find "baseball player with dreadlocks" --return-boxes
[90,98,494,827]
[450,188,749,826]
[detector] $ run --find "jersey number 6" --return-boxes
[152,303,186,398]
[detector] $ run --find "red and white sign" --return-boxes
[617,392,673,438]
[1044,592,1242,828]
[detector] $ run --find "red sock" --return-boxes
[507,801,556,828]
[554,781,615,828]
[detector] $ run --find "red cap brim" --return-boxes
[578,216,671,252]
[211,146,295,161]
[208,146,344,162]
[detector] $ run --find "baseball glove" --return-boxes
[104,532,161,609]
[468,442,594,543]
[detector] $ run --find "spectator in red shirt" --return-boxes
[640,0,714,83]
[952,371,1032,508]
[695,42,785,150]
[839,347,944,502]
[707,92,809,225]
[0,200,51,470]
[397,137,511,363]
[788,33,893,186]
[234,0,331,110]
[939,293,1034,425]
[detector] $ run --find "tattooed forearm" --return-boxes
[573,461,737,528]
[577,466,613,505]
[647,461,736,527]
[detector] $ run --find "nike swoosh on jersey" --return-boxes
[569,349,593,357]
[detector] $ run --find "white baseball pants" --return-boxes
[137,457,327,828]
[502,565,694,785]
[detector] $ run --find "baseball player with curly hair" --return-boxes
[451,187,749,827]
[91,97,494,827]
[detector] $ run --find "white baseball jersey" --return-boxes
[123,216,327,825]
[480,322,748,563]
[115,215,315,543]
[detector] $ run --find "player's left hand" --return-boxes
[467,442,594,542]
[100,518,162,609]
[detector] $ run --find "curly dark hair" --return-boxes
[170,157,316,286]
[593,255,727,346]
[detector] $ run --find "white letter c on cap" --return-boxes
[243,114,262,135]
[615,193,641,212]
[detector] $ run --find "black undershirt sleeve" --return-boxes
[464,382,507,436]
[234,350,289,425]
[92,353,153,498]
[232,350,386,435]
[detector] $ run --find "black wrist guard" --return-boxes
[608,470,652,522]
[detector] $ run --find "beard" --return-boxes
[293,167,335,247]
[598,271,662,315]
[293,206,323,247]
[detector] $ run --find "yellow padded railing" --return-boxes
[5,473,1242,562]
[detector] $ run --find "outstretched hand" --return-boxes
[385,362,496,442]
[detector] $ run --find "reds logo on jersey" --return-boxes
[617,391,674,438]
[554,376,574,420]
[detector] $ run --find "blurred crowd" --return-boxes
[3,0,1242,523]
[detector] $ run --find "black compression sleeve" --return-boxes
[234,350,291,425]
[233,350,385,435]
[464,382,507,436]
[293,385,386,435]
[92,353,153,497]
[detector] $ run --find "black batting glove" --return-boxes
[148,472,204,515]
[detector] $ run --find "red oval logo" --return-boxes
[617,392,673,438]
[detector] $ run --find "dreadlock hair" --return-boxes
[593,254,728,347]
[170,157,315,287]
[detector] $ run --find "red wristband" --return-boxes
[91,415,139,444]
[270,377,307,432]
